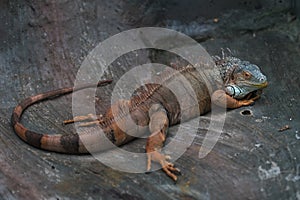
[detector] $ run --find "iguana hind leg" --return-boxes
[146,104,180,181]
[63,113,100,125]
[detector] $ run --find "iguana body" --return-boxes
[11,55,268,181]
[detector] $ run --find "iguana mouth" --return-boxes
[250,81,268,88]
[237,80,268,89]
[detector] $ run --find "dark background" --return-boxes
[0,0,299,199]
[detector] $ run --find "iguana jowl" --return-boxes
[11,54,268,181]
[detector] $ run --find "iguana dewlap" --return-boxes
[11,55,267,181]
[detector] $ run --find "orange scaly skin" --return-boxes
[11,56,268,181]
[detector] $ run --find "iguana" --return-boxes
[11,54,268,181]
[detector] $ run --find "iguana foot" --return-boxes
[63,113,97,124]
[244,90,262,101]
[212,89,264,108]
[239,93,261,106]
[63,113,102,125]
[78,120,101,127]
[147,151,180,181]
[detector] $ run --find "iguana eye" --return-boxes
[243,71,252,79]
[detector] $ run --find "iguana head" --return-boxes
[215,56,268,99]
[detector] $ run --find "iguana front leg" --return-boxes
[146,104,180,181]
[211,89,261,108]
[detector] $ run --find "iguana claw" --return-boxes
[147,151,180,181]
[240,93,261,106]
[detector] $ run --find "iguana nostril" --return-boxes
[260,76,266,82]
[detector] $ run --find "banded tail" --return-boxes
[11,80,112,154]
